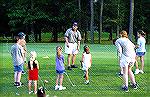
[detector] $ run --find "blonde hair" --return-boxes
[120,30,128,38]
[30,51,37,61]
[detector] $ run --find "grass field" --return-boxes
[0,43,150,97]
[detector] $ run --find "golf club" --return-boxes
[38,75,48,90]
[64,72,76,87]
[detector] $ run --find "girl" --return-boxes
[55,46,66,90]
[134,30,146,74]
[81,45,92,84]
[28,51,39,94]
[115,30,137,92]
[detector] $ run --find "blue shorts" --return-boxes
[14,64,23,72]
[136,52,145,56]
[56,70,65,74]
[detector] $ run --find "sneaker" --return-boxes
[67,66,72,70]
[16,82,23,88]
[59,86,66,90]
[131,83,138,89]
[29,91,33,94]
[139,70,144,74]
[85,80,89,85]
[22,71,26,74]
[122,86,128,92]
[55,85,59,90]
[118,72,123,76]
[14,82,18,86]
[134,69,140,74]
[71,65,78,68]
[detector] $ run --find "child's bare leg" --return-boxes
[135,56,139,69]
[59,74,64,86]
[14,72,18,82]
[28,80,32,92]
[17,71,22,83]
[34,80,37,94]
[56,75,59,86]
[85,70,89,81]
[123,66,128,87]
[140,56,144,71]
[128,66,136,84]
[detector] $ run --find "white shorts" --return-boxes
[82,62,91,71]
[120,54,135,68]
[65,43,78,54]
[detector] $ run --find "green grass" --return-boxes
[0,43,150,97]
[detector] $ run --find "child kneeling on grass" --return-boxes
[81,45,92,84]
[55,46,66,90]
[28,51,39,94]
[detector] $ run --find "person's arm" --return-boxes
[64,29,69,47]
[115,40,122,59]
[89,54,92,67]
[35,60,39,69]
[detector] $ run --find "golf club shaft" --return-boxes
[64,72,75,86]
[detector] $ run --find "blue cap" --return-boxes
[73,22,78,26]
[18,32,26,39]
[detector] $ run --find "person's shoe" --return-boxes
[14,82,18,86]
[59,86,66,90]
[16,82,23,88]
[134,69,140,74]
[22,71,26,74]
[67,66,72,70]
[131,83,138,89]
[139,70,144,74]
[118,72,123,76]
[122,86,128,92]
[29,91,33,94]
[55,85,59,90]
[71,65,78,68]
[85,80,89,85]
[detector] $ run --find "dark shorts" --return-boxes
[14,64,23,72]
[136,52,145,56]
[56,70,65,74]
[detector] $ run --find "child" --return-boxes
[11,33,26,87]
[134,30,146,74]
[55,46,66,90]
[115,30,137,92]
[81,45,92,84]
[28,51,39,94]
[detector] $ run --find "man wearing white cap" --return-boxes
[64,22,82,70]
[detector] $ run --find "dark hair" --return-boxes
[84,45,90,54]
[112,38,118,45]
[137,30,145,36]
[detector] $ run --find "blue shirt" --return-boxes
[55,55,65,71]
[11,43,24,66]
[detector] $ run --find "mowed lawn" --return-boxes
[0,43,149,97]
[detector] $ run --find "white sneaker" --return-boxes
[55,85,59,90]
[29,91,33,94]
[134,69,140,74]
[85,80,89,85]
[139,70,144,74]
[59,86,66,90]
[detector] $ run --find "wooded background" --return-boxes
[0,0,150,43]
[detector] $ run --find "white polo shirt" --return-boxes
[136,36,146,52]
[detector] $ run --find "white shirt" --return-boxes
[136,36,146,52]
[83,52,91,68]
[115,37,136,59]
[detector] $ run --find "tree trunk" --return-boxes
[90,0,94,44]
[99,0,103,44]
[129,0,134,41]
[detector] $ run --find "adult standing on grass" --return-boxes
[115,30,137,92]
[11,32,26,87]
[134,30,146,74]
[64,22,82,70]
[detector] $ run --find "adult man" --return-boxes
[11,32,26,87]
[64,22,82,70]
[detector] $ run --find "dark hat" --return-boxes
[73,22,78,26]
[18,32,26,39]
